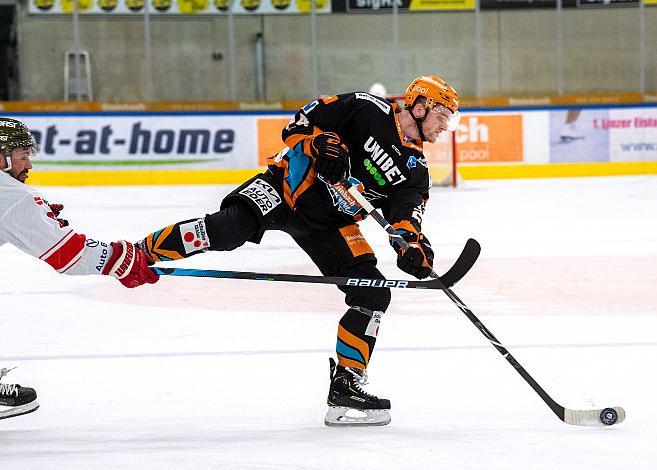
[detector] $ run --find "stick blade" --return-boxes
[438,238,481,288]
[563,406,625,427]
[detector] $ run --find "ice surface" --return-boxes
[1,176,656,469]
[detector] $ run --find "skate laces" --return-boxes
[0,367,16,381]
[0,367,20,397]
[0,382,19,397]
[345,367,377,397]
[346,367,368,386]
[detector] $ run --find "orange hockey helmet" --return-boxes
[405,75,459,114]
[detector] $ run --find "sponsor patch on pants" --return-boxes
[179,219,210,254]
[239,179,282,215]
[365,310,383,338]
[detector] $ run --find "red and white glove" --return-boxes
[102,241,159,288]
[48,203,69,228]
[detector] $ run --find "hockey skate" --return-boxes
[0,368,39,420]
[560,124,585,142]
[324,358,391,427]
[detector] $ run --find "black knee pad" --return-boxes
[340,260,392,312]
[219,172,287,244]
[204,200,260,251]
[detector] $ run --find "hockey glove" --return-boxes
[48,203,69,228]
[310,132,350,184]
[103,240,159,288]
[391,230,434,279]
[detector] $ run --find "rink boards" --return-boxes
[2,103,657,185]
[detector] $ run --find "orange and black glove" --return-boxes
[309,132,349,184]
[391,229,434,279]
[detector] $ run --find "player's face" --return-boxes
[9,147,34,183]
[421,105,452,143]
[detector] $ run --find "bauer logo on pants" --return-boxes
[239,179,282,215]
[179,219,210,254]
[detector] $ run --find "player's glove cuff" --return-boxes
[309,132,350,184]
[390,226,434,279]
[103,240,159,288]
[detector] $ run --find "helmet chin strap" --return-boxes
[410,106,429,142]
[415,117,427,142]
[1,151,12,173]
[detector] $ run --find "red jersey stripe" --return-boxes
[58,253,83,274]
[39,230,74,260]
[42,233,86,272]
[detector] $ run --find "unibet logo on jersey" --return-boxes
[362,136,407,186]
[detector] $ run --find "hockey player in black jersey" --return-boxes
[138,75,460,426]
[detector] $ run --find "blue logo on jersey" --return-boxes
[407,156,417,169]
[302,100,319,113]
[326,176,365,217]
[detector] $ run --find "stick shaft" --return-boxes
[342,179,568,422]
[153,267,445,290]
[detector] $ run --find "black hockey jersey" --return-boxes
[268,92,431,233]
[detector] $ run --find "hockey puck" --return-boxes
[600,408,618,425]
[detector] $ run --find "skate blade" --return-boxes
[560,135,584,142]
[324,406,391,427]
[0,401,39,420]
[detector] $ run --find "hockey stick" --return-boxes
[153,236,479,290]
[342,179,625,427]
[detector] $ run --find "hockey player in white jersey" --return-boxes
[0,118,159,420]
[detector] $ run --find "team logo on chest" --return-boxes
[362,136,407,187]
[326,177,365,216]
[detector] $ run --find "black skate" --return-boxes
[0,367,39,420]
[324,358,391,427]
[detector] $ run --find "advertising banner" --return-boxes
[257,117,291,166]
[256,113,523,167]
[29,0,332,15]
[480,0,574,9]
[453,114,524,163]
[549,107,657,163]
[607,108,657,162]
[7,105,656,180]
[342,0,473,12]
[549,108,611,162]
[480,0,640,8]
[576,0,638,7]
[10,114,261,170]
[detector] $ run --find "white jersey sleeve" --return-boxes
[0,174,114,276]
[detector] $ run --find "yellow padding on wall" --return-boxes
[28,169,262,186]
[27,162,657,186]
[456,161,657,180]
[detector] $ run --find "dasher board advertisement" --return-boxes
[29,0,332,15]
[8,114,260,170]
